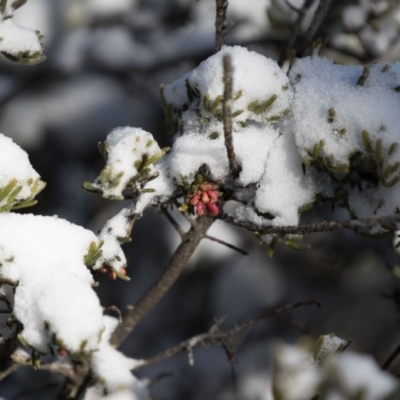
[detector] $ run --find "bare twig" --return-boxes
[133,300,320,371]
[278,312,314,336]
[0,363,19,381]
[162,207,186,237]
[205,235,248,255]
[221,213,400,236]
[111,216,214,347]
[382,344,400,370]
[103,305,122,323]
[299,0,333,56]
[278,0,315,66]
[0,354,74,382]
[58,361,92,400]
[222,55,240,178]
[215,0,234,51]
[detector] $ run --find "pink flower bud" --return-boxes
[109,271,117,280]
[196,201,205,216]
[190,194,200,205]
[207,189,218,203]
[206,202,219,216]
[201,192,210,203]
[200,183,212,191]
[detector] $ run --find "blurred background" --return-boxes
[2,0,400,399]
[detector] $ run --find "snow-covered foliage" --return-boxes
[0,213,103,355]
[0,133,45,211]
[0,0,45,64]
[163,45,292,129]
[0,97,144,398]
[0,160,145,398]
[290,57,400,221]
[86,46,315,232]
[272,335,398,400]
[93,207,131,280]
[84,127,168,200]
[88,46,400,241]
[2,1,400,399]
[88,316,149,400]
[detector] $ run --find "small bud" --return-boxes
[109,271,117,280]
[190,194,200,205]
[207,189,218,203]
[206,202,219,216]
[200,183,213,191]
[196,202,205,216]
[201,192,210,203]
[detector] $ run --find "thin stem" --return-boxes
[221,213,400,236]
[133,300,320,371]
[0,358,74,382]
[278,0,315,66]
[215,0,234,51]
[205,235,248,255]
[111,216,214,347]
[162,206,186,237]
[0,363,19,381]
[222,54,240,178]
[382,344,400,370]
[299,0,333,56]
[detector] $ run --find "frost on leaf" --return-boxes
[0,133,45,212]
[84,127,168,200]
[0,0,45,64]
[0,213,104,357]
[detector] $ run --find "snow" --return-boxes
[0,211,146,396]
[85,46,400,231]
[87,127,166,200]
[134,159,175,214]
[0,1,45,64]
[169,133,228,182]
[2,1,400,394]
[272,343,320,400]
[272,338,399,400]
[0,133,46,211]
[312,334,349,364]
[94,208,129,276]
[233,126,277,185]
[0,19,42,53]
[290,56,400,222]
[325,353,398,400]
[90,316,149,399]
[164,45,292,126]
[253,131,314,226]
[161,46,314,226]
[0,213,103,353]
